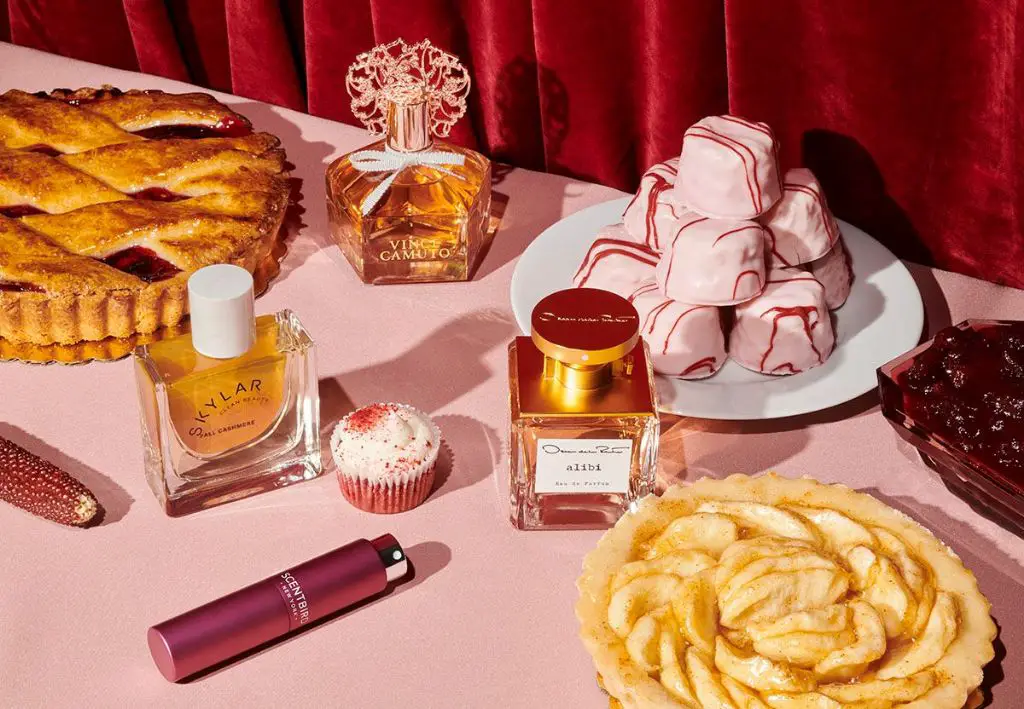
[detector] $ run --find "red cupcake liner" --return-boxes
[338,464,436,514]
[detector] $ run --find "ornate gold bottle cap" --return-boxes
[531,289,640,390]
[346,39,470,152]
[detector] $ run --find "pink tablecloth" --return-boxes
[0,42,1021,708]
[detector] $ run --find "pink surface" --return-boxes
[0,43,1022,708]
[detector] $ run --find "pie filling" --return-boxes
[132,116,252,140]
[131,188,189,202]
[99,246,182,283]
[0,281,44,293]
[0,205,45,218]
[24,144,62,157]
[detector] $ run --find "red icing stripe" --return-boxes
[662,216,709,288]
[624,163,678,250]
[574,239,658,286]
[720,116,783,193]
[628,282,660,303]
[681,356,719,377]
[713,224,762,245]
[643,299,674,336]
[662,305,709,353]
[783,183,840,245]
[765,274,823,287]
[757,305,823,372]
[732,270,763,300]
[763,226,793,267]
[686,128,761,213]
[643,173,673,249]
[719,117,783,188]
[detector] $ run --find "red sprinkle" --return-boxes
[344,403,396,433]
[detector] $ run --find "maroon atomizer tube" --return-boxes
[148,534,408,681]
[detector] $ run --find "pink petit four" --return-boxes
[572,224,658,299]
[761,168,840,266]
[807,238,853,309]
[729,269,835,375]
[622,158,689,251]
[675,115,782,219]
[656,218,766,306]
[629,281,726,379]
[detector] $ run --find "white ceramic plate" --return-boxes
[510,197,924,420]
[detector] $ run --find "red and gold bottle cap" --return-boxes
[531,288,640,367]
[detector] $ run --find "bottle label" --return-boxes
[534,439,633,494]
[371,237,458,263]
[168,358,286,456]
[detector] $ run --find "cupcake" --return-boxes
[330,403,440,513]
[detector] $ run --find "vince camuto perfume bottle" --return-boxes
[325,39,491,284]
[134,265,321,516]
[509,288,660,530]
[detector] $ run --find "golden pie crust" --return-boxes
[0,87,289,346]
[577,474,996,709]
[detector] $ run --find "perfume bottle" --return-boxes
[508,288,660,530]
[325,39,491,284]
[134,265,321,516]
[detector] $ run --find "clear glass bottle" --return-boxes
[509,288,660,530]
[325,39,491,284]
[134,265,321,516]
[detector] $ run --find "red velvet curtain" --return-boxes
[2,0,1022,288]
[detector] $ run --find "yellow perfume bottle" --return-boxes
[325,39,491,284]
[508,288,660,530]
[134,265,320,516]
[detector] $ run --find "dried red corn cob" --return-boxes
[0,435,101,527]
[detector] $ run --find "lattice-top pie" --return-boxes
[0,86,289,346]
[577,474,996,709]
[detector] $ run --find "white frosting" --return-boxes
[656,218,766,306]
[630,281,726,379]
[761,168,840,266]
[573,224,659,299]
[807,238,852,309]
[622,158,689,252]
[330,404,439,483]
[675,115,782,219]
[729,269,835,375]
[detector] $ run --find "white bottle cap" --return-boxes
[187,265,256,359]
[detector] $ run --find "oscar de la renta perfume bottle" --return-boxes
[326,39,492,284]
[133,265,321,516]
[508,288,660,530]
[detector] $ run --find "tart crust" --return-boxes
[577,474,997,709]
[0,86,289,347]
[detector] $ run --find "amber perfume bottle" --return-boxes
[508,288,660,530]
[325,39,491,284]
[133,265,321,516]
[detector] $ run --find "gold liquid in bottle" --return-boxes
[325,39,491,284]
[134,265,320,516]
[508,288,660,530]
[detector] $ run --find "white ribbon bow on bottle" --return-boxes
[348,148,467,215]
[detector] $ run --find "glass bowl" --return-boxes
[878,319,1024,537]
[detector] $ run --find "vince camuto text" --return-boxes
[378,238,454,261]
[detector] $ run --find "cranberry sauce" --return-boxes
[131,188,188,202]
[99,247,181,283]
[899,323,1024,481]
[0,205,44,218]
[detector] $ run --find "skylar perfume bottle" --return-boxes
[508,288,659,530]
[134,265,321,516]
[325,39,491,284]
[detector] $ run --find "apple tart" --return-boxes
[0,86,289,346]
[577,474,996,709]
